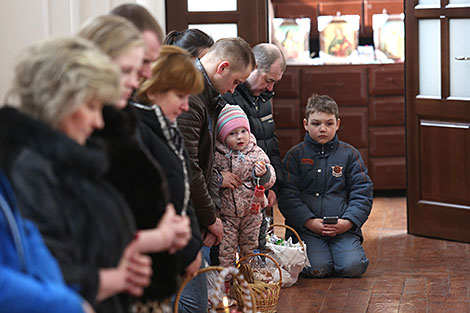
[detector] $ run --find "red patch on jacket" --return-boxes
[332,165,343,177]
[301,158,314,165]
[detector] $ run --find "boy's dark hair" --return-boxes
[305,93,339,120]
[164,29,214,58]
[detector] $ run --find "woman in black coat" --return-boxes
[133,45,207,313]
[0,36,152,313]
[78,15,194,312]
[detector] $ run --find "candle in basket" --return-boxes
[222,296,230,313]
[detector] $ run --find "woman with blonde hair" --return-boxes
[78,14,145,109]
[79,15,194,312]
[134,45,207,313]
[0,36,153,313]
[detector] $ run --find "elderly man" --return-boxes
[223,43,286,248]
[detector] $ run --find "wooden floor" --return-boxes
[274,196,470,313]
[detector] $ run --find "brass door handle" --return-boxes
[455,56,470,60]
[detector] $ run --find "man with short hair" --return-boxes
[111,3,163,79]
[176,37,255,313]
[178,37,255,247]
[223,43,286,248]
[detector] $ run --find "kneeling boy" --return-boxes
[279,93,373,278]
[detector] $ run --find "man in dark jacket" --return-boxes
[176,37,254,313]
[223,43,286,248]
[177,37,255,248]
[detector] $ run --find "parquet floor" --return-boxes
[274,196,470,313]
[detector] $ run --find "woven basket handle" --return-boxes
[173,265,255,313]
[236,252,283,286]
[268,223,305,249]
[173,266,224,313]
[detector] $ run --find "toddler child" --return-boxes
[214,104,276,268]
[279,94,373,278]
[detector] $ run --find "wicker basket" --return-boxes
[267,223,308,287]
[234,253,282,313]
[268,224,304,250]
[173,265,256,313]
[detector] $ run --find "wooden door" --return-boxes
[406,0,470,242]
[165,0,268,46]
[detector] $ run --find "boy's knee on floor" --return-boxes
[335,258,369,278]
[301,264,333,278]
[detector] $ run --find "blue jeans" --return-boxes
[300,230,369,278]
[171,254,208,313]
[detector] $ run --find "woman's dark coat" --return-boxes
[132,103,202,268]
[0,107,135,313]
[91,104,190,301]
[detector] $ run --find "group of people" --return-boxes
[0,3,373,313]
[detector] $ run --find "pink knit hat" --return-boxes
[216,104,251,143]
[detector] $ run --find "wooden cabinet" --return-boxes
[273,63,405,190]
[300,66,368,106]
[368,63,405,189]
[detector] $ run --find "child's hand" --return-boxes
[303,218,324,234]
[322,218,353,236]
[254,161,267,177]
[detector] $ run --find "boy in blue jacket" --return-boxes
[279,94,373,278]
[0,170,93,313]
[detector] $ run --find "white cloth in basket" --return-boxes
[266,236,310,287]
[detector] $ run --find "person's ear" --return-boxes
[216,61,230,75]
[336,118,341,131]
[146,92,155,102]
[303,118,308,131]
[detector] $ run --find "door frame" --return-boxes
[165,0,268,46]
[405,0,470,242]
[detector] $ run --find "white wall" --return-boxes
[0,0,166,103]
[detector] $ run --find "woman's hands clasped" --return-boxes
[136,203,191,255]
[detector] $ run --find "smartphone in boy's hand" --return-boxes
[322,216,338,224]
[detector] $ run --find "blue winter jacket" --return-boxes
[0,170,84,313]
[279,134,373,239]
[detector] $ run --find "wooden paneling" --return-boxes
[412,201,470,242]
[337,106,369,148]
[273,67,300,98]
[300,66,368,106]
[358,147,369,168]
[272,98,302,128]
[420,122,470,205]
[369,96,404,126]
[369,63,404,95]
[369,157,406,189]
[369,126,405,156]
[318,1,362,16]
[276,128,304,157]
